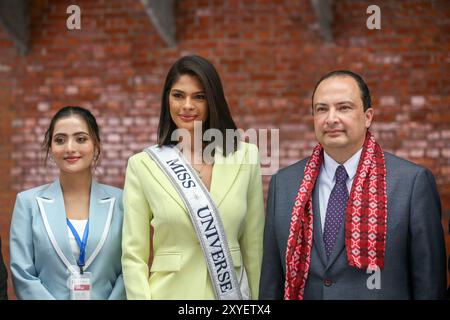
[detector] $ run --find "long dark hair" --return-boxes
[43,106,101,166]
[157,55,238,155]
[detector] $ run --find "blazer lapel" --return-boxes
[36,179,77,266]
[140,153,186,210]
[312,185,327,267]
[84,180,114,264]
[140,145,243,214]
[209,147,243,209]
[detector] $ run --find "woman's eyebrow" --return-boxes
[53,131,89,136]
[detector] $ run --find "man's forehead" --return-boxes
[313,76,360,101]
[317,75,359,91]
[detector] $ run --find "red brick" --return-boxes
[0,0,449,299]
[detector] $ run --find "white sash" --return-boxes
[145,145,245,300]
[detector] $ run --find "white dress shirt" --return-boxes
[318,148,362,232]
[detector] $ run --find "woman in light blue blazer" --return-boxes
[10,106,125,300]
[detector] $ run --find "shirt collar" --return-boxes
[323,148,363,182]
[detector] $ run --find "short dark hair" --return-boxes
[43,106,101,166]
[311,70,372,111]
[157,55,238,155]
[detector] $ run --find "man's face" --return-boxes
[313,76,374,162]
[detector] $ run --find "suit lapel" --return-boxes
[84,180,114,263]
[141,145,243,216]
[209,147,243,209]
[37,179,115,268]
[37,180,77,266]
[312,185,327,267]
[140,153,185,210]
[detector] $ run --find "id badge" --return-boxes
[69,272,92,300]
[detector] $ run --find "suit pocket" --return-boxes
[150,253,181,272]
[230,248,242,267]
[230,247,251,299]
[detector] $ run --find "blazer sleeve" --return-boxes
[0,237,7,300]
[108,273,126,300]
[108,194,126,300]
[9,194,55,299]
[259,174,285,299]
[239,144,265,299]
[409,168,447,299]
[122,156,153,300]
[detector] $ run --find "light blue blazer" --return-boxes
[10,179,126,300]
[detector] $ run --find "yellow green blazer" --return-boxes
[121,142,265,299]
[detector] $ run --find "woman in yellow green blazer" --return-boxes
[122,55,265,299]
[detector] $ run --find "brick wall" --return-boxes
[0,0,449,299]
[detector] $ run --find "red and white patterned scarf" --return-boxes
[284,131,388,300]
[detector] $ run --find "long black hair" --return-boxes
[157,55,238,155]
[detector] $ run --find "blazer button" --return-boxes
[324,279,333,287]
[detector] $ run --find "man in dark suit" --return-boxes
[0,237,8,300]
[260,70,447,300]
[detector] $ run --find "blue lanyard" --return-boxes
[66,218,89,274]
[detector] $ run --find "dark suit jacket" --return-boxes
[0,237,7,300]
[260,152,447,299]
